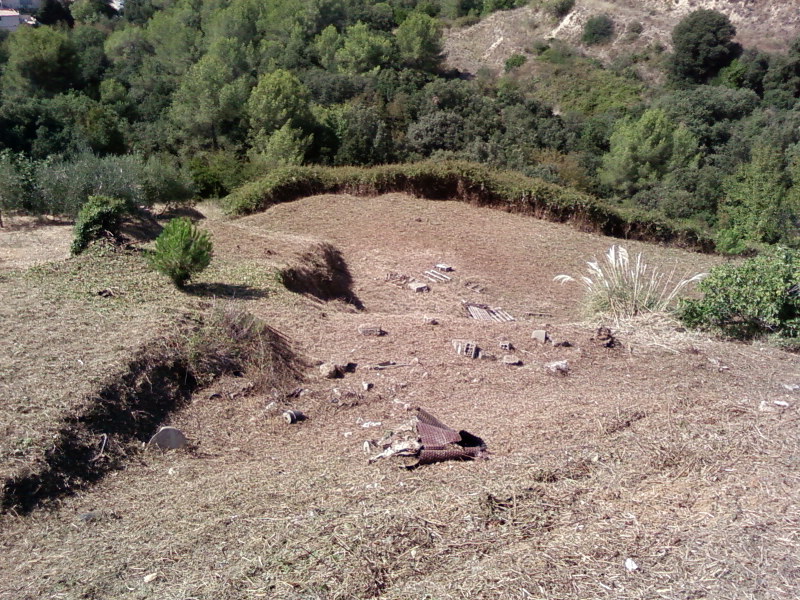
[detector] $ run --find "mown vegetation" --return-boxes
[0,2,799,254]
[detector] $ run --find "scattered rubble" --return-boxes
[365,408,488,468]
[532,330,549,344]
[452,339,480,358]
[320,362,344,379]
[592,326,618,348]
[358,324,386,336]
[283,410,305,424]
[148,427,188,450]
[464,302,514,322]
[545,360,570,376]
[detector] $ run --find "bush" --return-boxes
[71,195,130,255]
[149,218,213,288]
[504,54,527,72]
[555,245,706,320]
[582,15,615,45]
[679,248,800,339]
[36,153,144,218]
[542,0,574,19]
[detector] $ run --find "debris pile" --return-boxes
[365,408,488,468]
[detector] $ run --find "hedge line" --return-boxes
[224,161,714,251]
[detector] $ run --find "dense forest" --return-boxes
[1,0,799,253]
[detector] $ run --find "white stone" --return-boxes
[148,426,187,450]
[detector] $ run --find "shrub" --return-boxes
[679,248,800,339]
[542,0,574,19]
[504,53,527,72]
[149,218,213,288]
[71,195,130,255]
[36,153,144,217]
[582,15,615,45]
[555,245,706,321]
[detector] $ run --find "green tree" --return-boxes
[71,195,130,255]
[335,22,396,74]
[395,12,442,71]
[149,217,213,288]
[1,27,78,98]
[70,0,117,24]
[669,9,739,85]
[246,69,314,140]
[249,122,312,168]
[717,145,797,253]
[313,25,342,70]
[169,52,250,149]
[599,109,701,195]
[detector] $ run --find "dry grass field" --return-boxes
[1,194,798,599]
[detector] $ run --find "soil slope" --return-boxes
[1,195,798,600]
[444,0,800,75]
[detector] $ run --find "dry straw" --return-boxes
[555,244,706,321]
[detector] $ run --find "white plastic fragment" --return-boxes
[624,558,639,572]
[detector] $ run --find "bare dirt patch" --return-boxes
[0,216,72,272]
[1,194,798,599]
[443,1,800,76]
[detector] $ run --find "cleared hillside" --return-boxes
[444,0,800,75]
[1,195,799,599]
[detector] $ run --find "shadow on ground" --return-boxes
[184,282,269,299]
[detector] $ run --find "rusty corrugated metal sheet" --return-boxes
[416,408,462,448]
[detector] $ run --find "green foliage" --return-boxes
[1,27,79,98]
[149,217,213,288]
[680,248,800,339]
[35,153,145,217]
[246,70,314,141]
[670,9,740,85]
[555,245,706,320]
[335,22,396,74]
[716,145,798,253]
[582,15,614,46]
[504,54,527,73]
[541,0,574,19]
[71,195,130,255]
[187,150,245,199]
[249,123,312,168]
[599,109,701,195]
[395,12,442,71]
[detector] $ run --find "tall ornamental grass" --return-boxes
[555,245,706,320]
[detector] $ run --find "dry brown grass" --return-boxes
[1,194,798,599]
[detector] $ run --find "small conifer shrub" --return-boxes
[149,217,213,288]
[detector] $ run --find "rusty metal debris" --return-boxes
[463,302,515,322]
[366,408,487,468]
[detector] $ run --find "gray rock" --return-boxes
[532,330,549,344]
[320,362,343,379]
[545,360,570,376]
[148,426,188,450]
[501,355,523,366]
[358,325,386,336]
[409,282,430,293]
